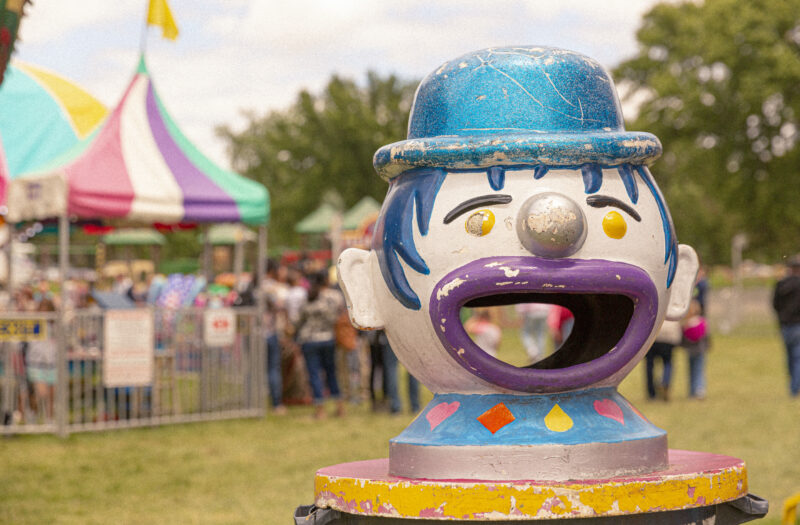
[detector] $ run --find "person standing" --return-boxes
[368,330,420,414]
[262,260,288,414]
[515,303,551,363]
[682,299,709,400]
[644,319,681,401]
[296,271,345,418]
[464,309,502,358]
[773,255,800,397]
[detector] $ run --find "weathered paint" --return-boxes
[331,45,721,500]
[315,452,748,520]
[389,435,667,481]
[373,46,662,181]
[428,257,658,393]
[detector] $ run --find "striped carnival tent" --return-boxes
[0,133,8,202]
[6,56,269,225]
[0,61,108,178]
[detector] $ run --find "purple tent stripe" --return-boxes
[145,81,240,222]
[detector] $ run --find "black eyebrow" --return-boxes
[443,194,513,224]
[586,195,642,222]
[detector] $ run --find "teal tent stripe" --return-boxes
[148,71,268,225]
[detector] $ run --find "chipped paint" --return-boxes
[436,277,466,300]
[314,457,748,520]
[495,281,514,286]
[526,208,578,234]
[498,266,520,277]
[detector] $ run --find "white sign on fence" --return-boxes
[203,308,236,347]
[103,309,154,387]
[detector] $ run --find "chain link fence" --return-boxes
[0,307,264,436]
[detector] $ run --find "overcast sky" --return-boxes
[15,0,661,169]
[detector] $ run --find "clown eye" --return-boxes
[602,211,627,239]
[465,209,495,236]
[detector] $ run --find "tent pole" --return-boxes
[56,213,69,438]
[4,223,14,298]
[58,213,69,298]
[256,224,267,412]
[202,224,212,284]
[330,212,343,267]
[233,228,244,292]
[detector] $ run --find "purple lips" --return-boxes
[428,256,658,392]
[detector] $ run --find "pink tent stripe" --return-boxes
[145,80,240,221]
[66,79,136,218]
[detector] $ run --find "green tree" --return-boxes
[615,0,800,264]
[217,72,418,248]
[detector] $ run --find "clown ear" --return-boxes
[665,244,700,320]
[337,248,385,330]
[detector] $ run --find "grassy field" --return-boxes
[0,319,797,524]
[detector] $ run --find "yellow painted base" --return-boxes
[314,450,748,520]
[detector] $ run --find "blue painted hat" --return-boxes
[374,46,661,180]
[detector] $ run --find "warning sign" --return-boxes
[0,319,47,341]
[203,308,236,347]
[103,309,154,387]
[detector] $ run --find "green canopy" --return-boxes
[102,228,165,246]
[342,196,381,230]
[295,202,340,234]
[205,223,257,245]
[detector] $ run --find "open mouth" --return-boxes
[429,256,658,393]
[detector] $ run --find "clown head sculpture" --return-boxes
[338,47,699,482]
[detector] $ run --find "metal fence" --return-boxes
[0,307,264,436]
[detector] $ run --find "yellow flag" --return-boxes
[147,0,179,41]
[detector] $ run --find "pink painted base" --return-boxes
[318,449,743,483]
[314,450,748,520]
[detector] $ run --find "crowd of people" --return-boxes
[262,258,420,419]
[4,254,798,425]
[1,281,61,423]
[261,255,588,419]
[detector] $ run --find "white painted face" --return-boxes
[338,167,698,395]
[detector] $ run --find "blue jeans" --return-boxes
[688,349,706,398]
[301,340,340,404]
[381,344,401,413]
[645,342,673,399]
[520,315,548,361]
[266,334,283,408]
[781,324,800,396]
[407,373,420,413]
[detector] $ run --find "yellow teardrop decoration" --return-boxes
[544,403,574,432]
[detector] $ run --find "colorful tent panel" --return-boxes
[102,228,166,246]
[342,196,380,230]
[295,202,339,234]
[0,133,8,203]
[8,56,269,225]
[205,223,256,245]
[0,61,107,177]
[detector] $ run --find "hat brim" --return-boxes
[374,132,662,181]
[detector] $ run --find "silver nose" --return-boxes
[516,192,587,258]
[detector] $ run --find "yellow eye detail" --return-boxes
[465,209,495,236]
[602,210,627,239]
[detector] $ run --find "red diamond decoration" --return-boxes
[477,403,515,434]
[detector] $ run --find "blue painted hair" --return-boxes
[374,165,677,310]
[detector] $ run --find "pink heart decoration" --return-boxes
[593,399,625,425]
[426,401,460,430]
